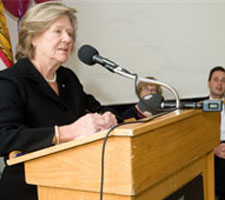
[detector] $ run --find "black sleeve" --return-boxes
[0,79,54,157]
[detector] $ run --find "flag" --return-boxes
[0,0,13,68]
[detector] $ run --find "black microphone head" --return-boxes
[78,44,99,65]
[138,94,164,114]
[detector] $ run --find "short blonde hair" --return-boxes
[15,2,77,60]
[136,76,162,98]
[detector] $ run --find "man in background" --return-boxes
[207,66,225,200]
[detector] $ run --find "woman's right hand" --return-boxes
[56,113,109,143]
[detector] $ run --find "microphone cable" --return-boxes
[99,109,177,200]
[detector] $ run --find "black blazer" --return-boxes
[0,58,103,200]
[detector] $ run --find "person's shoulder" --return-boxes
[0,58,27,77]
[0,63,19,80]
[200,96,209,100]
[0,63,24,93]
[0,59,31,90]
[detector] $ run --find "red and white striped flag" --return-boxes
[0,0,13,70]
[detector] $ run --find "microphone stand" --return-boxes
[111,65,181,109]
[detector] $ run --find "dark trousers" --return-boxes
[215,155,225,199]
[0,164,37,200]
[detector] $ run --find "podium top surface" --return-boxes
[7,109,207,166]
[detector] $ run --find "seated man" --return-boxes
[207,66,225,200]
[121,76,162,121]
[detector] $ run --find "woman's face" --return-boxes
[139,84,158,98]
[32,15,74,66]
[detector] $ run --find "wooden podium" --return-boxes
[8,109,220,200]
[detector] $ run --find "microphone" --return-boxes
[160,99,223,111]
[138,94,201,112]
[137,94,165,115]
[138,94,223,113]
[78,44,118,72]
[78,44,132,74]
[161,101,201,109]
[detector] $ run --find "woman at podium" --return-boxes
[0,2,117,200]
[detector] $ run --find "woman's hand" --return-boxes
[101,111,118,129]
[56,112,118,143]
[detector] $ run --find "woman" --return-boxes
[0,2,117,200]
